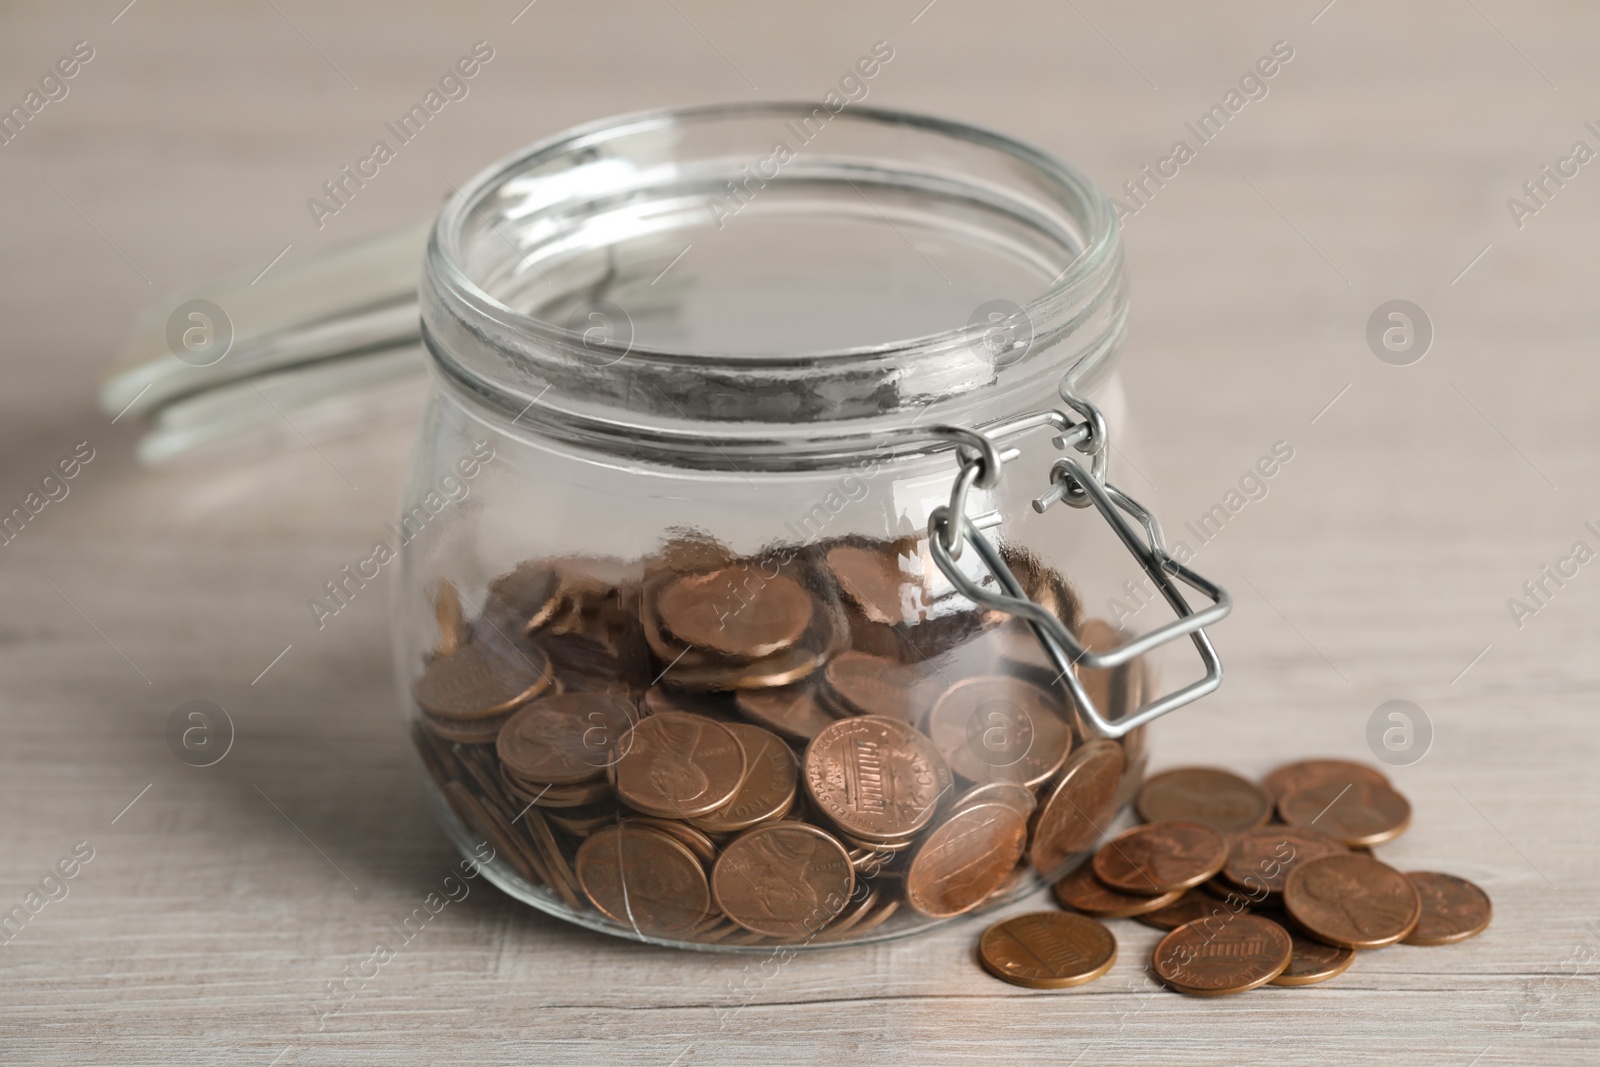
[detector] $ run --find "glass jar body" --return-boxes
[395,370,1153,949]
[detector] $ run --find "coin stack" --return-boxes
[979,760,1493,993]
[409,534,1150,945]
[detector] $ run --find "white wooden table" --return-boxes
[2,1,1596,1063]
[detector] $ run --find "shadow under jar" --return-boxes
[399,103,1227,950]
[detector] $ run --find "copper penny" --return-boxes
[1263,758,1390,805]
[1222,826,1348,896]
[627,817,719,866]
[1152,913,1293,995]
[1137,767,1272,834]
[575,823,710,936]
[485,560,565,635]
[656,566,813,658]
[823,651,930,721]
[924,675,1072,788]
[612,711,747,819]
[1092,820,1228,896]
[1402,871,1492,945]
[826,543,924,625]
[421,710,509,746]
[711,822,854,938]
[431,578,467,657]
[665,644,826,692]
[1136,888,1249,931]
[1074,618,1127,719]
[688,723,798,834]
[497,691,637,786]
[952,781,1038,819]
[803,715,952,842]
[734,685,837,742]
[1029,740,1125,877]
[905,802,1029,918]
[414,642,553,720]
[1283,853,1421,949]
[1052,864,1184,918]
[1271,931,1356,985]
[978,911,1118,989]
[1278,779,1412,847]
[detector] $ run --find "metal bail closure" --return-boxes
[925,409,1232,740]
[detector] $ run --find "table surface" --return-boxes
[3,1,1598,1064]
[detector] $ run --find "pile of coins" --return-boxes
[409,535,1151,945]
[979,760,1493,993]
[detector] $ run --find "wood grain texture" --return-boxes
[2,1,1598,1064]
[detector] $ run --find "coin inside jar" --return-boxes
[826,542,923,625]
[1092,821,1228,896]
[497,691,638,786]
[822,651,929,721]
[923,675,1072,788]
[688,723,798,834]
[978,911,1118,989]
[1277,778,1412,847]
[575,823,711,936]
[1134,887,1247,931]
[803,715,952,842]
[1151,913,1293,995]
[611,711,747,819]
[1402,871,1492,945]
[1221,826,1348,896]
[711,822,855,939]
[413,641,554,720]
[733,684,838,742]
[1136,767,1272,834]
[656,565,814,659]
[1283,853,1421,949]
[904,801,1028,918]
[1029,740,1125,877]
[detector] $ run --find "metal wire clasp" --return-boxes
[923,387,1231,739]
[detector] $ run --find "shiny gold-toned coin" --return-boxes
[413,642,553,720]
[1135,888,1248,931]
[1151,913,1293,995]
[664,644,826,692]
[733,684,838,742]
[826,542,924,625]
[1052,864,1184,919]
[612,711,747,819]
[978,911,1117,989]
[803,715,953,842]
[1222,826,1348,896]
[1029,740,1125,877]
[923,675,1072,788]
[1270,931,1356,986]
[1278,779,1412,848]
[575,823,711,936]
[823,651,930,721]
[656,565,814,658]
[905,802,1029,918]
[1092,820,1228,896]
[1283,853,1421,949]
[1263,758,1390,805]
[711,822,855,938]
[688,723,798,834]
[1137,767,1272,834]
[496,691,637,786]
[431,578,467,657]
[1402,871,1492,945]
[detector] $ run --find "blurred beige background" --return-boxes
[2,1,1597,1064]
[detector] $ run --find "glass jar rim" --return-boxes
[420,102,1128,469]
[427,101,1119,368]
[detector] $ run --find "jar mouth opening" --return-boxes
[420,102,1127,468]
[428,101,1118,368]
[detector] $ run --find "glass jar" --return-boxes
[397,103,1228,949]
